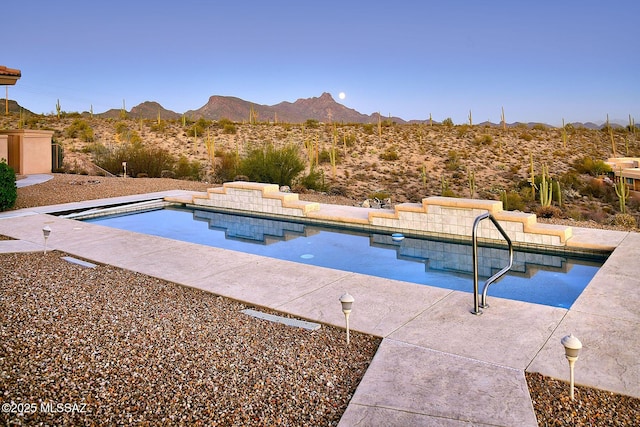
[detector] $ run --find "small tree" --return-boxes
[0,160,17,211]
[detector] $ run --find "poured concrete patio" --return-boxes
[1,190,638,426]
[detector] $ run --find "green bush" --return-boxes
[214,150,240,182]
[298,168,328,192]
[304,119,320,129]
[0,160,17,211]
[572,157,612,176]
[174,156,202,180]
[187,118,212,137]
[65,119,95,142]
[500,191,525,211]
[442,118,454,127]
[222,123,237,134]
[238,144,305,187]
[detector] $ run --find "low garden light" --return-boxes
[339,292,355,345]
[42,225,51,254]
[561,333,582,400]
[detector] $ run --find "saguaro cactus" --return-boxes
[468,170,476,198]
[538,164,553,207]
[205,131,215,172]
[614,168,630,214]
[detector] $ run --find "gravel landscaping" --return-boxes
[1,251,380,426]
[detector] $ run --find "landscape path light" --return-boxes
[42,225,51,254]
[339,292,355,345]
[561,333,582,400]
[122,161,127,178]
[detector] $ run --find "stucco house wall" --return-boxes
[0,135,8,163]
[0,129,54,175]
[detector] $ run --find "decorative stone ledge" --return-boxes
[178,182,573,248]
[368,197,571,246]
[192,181,320,217]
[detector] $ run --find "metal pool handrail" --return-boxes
[471,212,514,315]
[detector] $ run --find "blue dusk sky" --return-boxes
[3,0,639,126]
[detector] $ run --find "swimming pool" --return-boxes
[84,206,605,308]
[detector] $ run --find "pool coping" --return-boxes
[1,189,638,426]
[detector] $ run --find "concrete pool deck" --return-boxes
[1,190,638,426]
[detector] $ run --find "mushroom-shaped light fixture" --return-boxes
[561,334,582,400]
[339,292,355,345]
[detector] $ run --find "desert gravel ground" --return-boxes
[2,173,639,426]
[0,252,379,426]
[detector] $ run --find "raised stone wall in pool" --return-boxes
[184,181,572,248]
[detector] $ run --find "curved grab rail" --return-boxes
[471,212,514,315]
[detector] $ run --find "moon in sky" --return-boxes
[338,92,346,100]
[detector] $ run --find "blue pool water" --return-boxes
[85,207,605,308]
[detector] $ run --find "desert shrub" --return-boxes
[456,125,469,138]
[572,157,612,176]
[328,185,348,197]
[115,122,129,135]
[611,213,637,229]
[441,117,454,127]
[445,150,460,171]
[558,171,581,191]
[222,123,237,134]
[238,144,305,187]
[536,205,562,218]
[0,160,17,211]
[361,123,375,134]
[214,150,240,183]
[579,178,604,198]
[150,120,167,133]
[65,119,94,142]
[368,190,391,200]
[520,132,533,141]
[174,156,202,180]
[343,132,357,147]
[304,119,320,129]
[298,168,328,192]
[318,149,332,164]
[187,118,211,137]
[584,206,608,223]
[474,134,493,145]
[379,147,399,161]
[92,142,176,178]
[500,191,525,211]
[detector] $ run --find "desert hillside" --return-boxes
[1,113,638,228]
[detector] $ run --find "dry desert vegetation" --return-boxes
[2,113,639,229]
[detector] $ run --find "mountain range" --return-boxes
[1,94,626,129]
[107,92,404,125]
